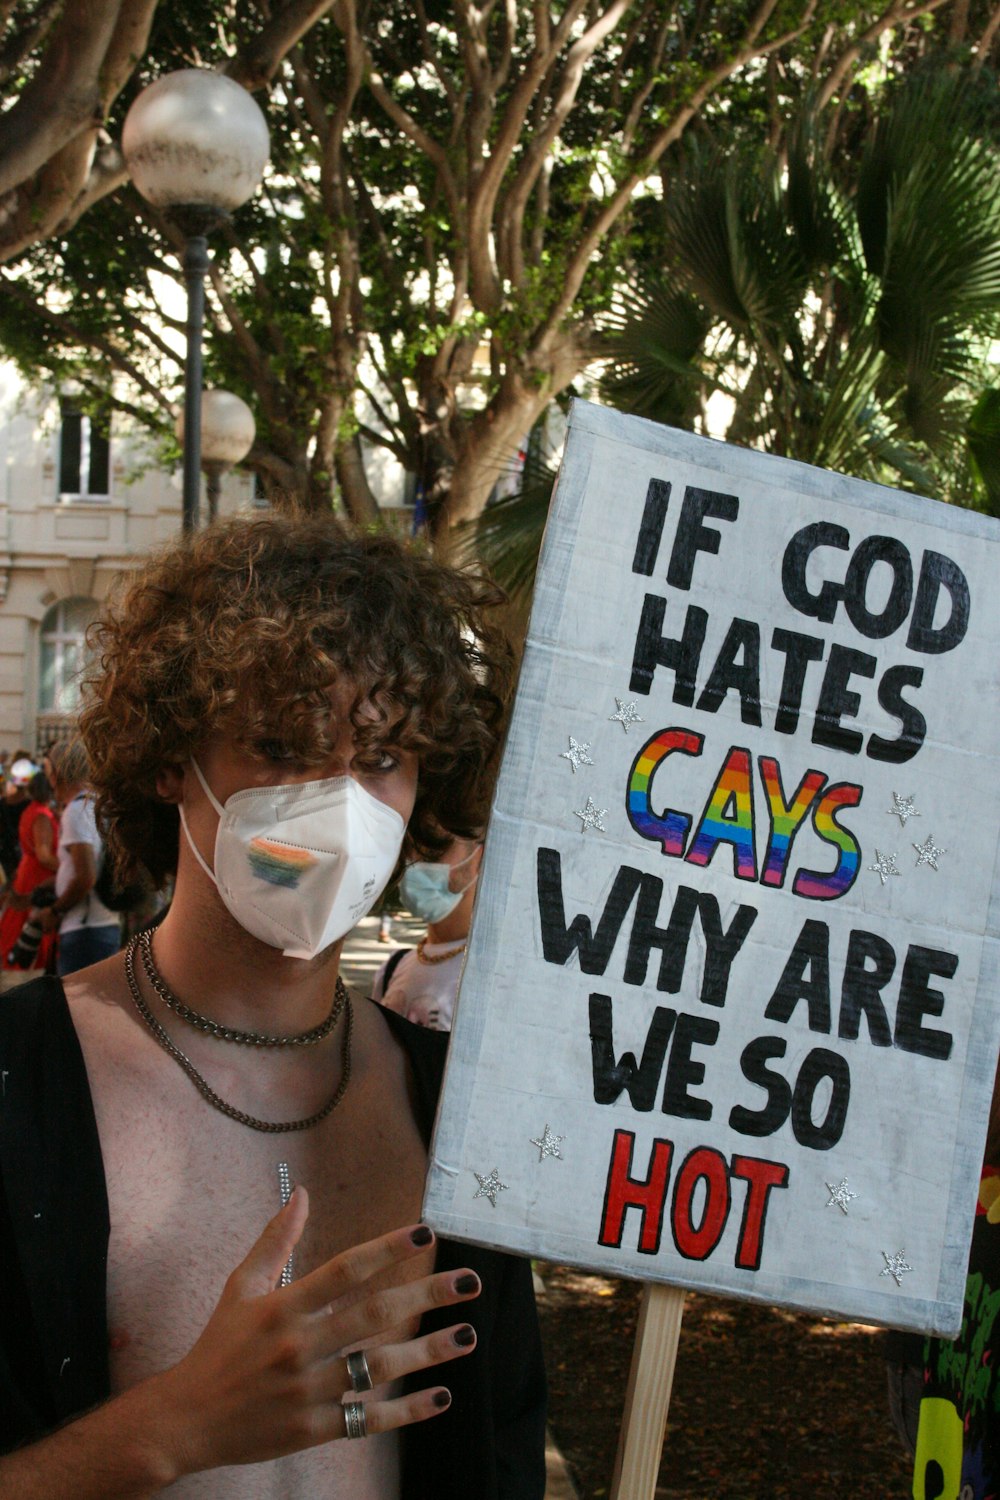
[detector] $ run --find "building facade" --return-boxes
[0,366,257,756]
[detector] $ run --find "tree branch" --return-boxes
[1,0,333,259]
[118,307,183,369]
[498,0,633,288]
[948,0,970,43]
[76,373,169,435]
[971,1,1000,66]
[816,0,952,114]
[468,0,589,218]
[0,0,121,198]
[226,0,337,89]
[413,0,460,109]
[0,0,60,87]
[286,51,330,141]
[0,268,175,416]
[533,0,822,353]
[354,420,407,463]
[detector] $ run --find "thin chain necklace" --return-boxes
[123,935,352,1134]
[416,937,467,966]
[138,927,346,1047]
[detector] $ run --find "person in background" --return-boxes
[373,831,484,1031]
[42,738,121,974]
[897,1058,1000,1498]
[0,765,59,987]
[0,754,32,882]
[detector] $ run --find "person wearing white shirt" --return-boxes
[43,739,120,973]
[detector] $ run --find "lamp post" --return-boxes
[122,69,269,532]
[175,389,256,523]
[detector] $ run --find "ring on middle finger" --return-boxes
[346,1348,374,1394]
[344,1398,368,1440]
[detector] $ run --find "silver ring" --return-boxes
[346,1348,374,1393]
[344,1399,368,1440]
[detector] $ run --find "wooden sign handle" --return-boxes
[610,1283,686,1499]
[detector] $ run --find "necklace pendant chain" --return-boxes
[124,934,352,1134]
[138,927,344,1047]
[416,937,467,966]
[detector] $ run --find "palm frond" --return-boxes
[455,450,558,613]
[967,388,1000,513]
[600,278,710,425]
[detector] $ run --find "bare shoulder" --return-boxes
[350,989,413,1089]
[63,951,159,1082]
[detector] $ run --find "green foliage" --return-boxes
[600,68,1000,508]
[968,389,1000,513]
[454,443,558,622]
[2,2,997,526]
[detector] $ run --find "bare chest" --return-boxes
[81,1013,431,1499]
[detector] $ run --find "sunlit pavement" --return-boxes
[340,912,580,1498]
[339,910,425,996]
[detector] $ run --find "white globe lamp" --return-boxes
[176,391,256,522]
[123,70,269,531]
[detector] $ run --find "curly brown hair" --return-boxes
[79,513,513,884]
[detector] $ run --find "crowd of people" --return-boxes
[0,742,143,988]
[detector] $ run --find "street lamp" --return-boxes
[175,389,256,523]
[122,69,269,532]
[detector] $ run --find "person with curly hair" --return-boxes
[0,514,545,1499]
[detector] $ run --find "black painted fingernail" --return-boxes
[410,1225,433,1247]
[454,1273,480,1295]
[433,1389,452,1409]
[453,1324,476,1348]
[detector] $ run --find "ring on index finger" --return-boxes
[344,1398,368,1440]
[346,1349,374,1394]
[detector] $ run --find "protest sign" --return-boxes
[424,400,1000,1336]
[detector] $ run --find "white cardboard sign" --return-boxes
[424,401,1000,1334]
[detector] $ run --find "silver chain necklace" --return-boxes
[137,926,346,1047]
[123,934,353,1134]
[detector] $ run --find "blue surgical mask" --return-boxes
[398,847,480,923]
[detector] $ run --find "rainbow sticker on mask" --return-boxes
[247,837,319,888]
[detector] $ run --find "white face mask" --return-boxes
[180,758,406,959]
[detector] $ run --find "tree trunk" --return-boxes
[443,408,540,534]
[432,339,587,544]
[253,449,311,510]
[335,432,380,525]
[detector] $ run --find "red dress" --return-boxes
[0,800,59,972]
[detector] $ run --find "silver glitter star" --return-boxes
[880,1249,913,1287]
[473,1168,509,1208]
[574,796,607,833]
[868,850,900,886]
[888,792,920,827]
[825,1178,857,1215]
[529,1124,564,1162]
[913,834,946,870]
[609,698,644,733]
[560,737,594,774]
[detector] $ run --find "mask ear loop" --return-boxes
[448,841,484,898]
[189,756,226,816]
[177,758,224,888]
